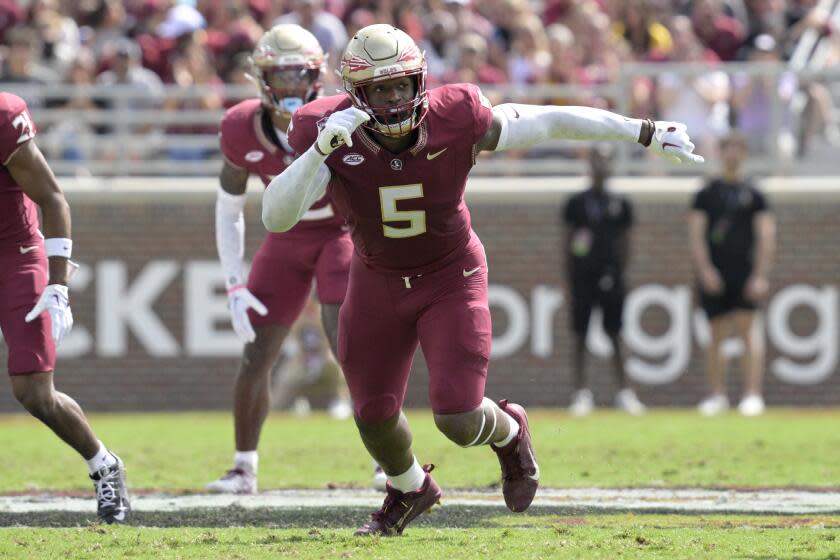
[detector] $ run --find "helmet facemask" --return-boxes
[347,69,428,137]
[255,64,322,116]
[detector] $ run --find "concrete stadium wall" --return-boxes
[1,176,839,412]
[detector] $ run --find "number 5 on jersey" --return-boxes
[379,184,426,239]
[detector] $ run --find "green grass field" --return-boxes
[2,409,840,559]
[3,516,840,559]
[1,409,839,491]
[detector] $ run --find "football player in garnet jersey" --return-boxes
[0,91,129,524]
[207,24,360,494]
[263,24,704,536]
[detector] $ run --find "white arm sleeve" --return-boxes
[262,146,331,233]
[492,104,644,151]
[215,186,247,288]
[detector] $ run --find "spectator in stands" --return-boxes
[418,10,459,84]
[163,32,225,160]
[690,132,775,417]
[657,15,730,160]
[691,0,746,61]
[611,0,674,61]
[41,47,100,162]
[1,25,59,85]
[442,0,494,38]
[275,0,348,64]
[507,14,551,87]
[96,37,165,161]
[442,32,506,90]
[27,0,81,79]
[562,144,645,417]
[730,33,798,156]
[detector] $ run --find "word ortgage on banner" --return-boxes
[11,260,833,387]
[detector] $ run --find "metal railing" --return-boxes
[3,61,839,178]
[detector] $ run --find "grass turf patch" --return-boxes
[1,409,840,492]
[2,516,840,560]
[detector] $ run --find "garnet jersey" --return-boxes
[0,92,40,245]
[219,98,344,233]
[288,84,494,275]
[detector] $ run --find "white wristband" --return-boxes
[45,238,72,258]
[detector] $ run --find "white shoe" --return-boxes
[371,464,387,492]
[698,394,729,416]
[327,398,353,420]
[206,468,257,494]
[569,389,594,416]
[738,394,765,416]
[615,388,646,415]
[291,397,311,416]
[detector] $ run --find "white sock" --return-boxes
[495,412,520,448]
[234,450,258,474]
[388,458,426,493]
[85,441,117,474]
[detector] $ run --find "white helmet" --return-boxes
[249,24,325,116]
[339,24,428,137]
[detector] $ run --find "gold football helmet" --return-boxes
[249,24,325,116]
[339,24,428,137]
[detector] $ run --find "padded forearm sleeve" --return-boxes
[215,187,247,288]
[492,104,644,151]
[262,146,331,232]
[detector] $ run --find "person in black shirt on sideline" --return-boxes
[689,132,776,416]
[562,144,645,416]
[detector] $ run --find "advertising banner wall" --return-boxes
[1,177,837,411]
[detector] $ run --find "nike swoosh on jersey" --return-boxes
[463,266,481,277]
[19,245,39,254]
[661,142,680,150]
[426,148,448,160]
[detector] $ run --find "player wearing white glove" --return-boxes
[25,282,73,346]
[263,104,702,235]
[2,92,129,524]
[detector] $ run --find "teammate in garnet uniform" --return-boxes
[207,24,357,494]
[263,24,704,536]
[0,91,129,524]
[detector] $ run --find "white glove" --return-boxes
[228,285,268,343]
[316,107,370,155]
[650,121,705,164]
[25,284,73,346]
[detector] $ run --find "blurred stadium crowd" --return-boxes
[1,0,838,166]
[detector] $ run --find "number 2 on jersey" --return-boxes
[379,184,426,239]
[12,111,34,144]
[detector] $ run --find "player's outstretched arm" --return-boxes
[479,104,704,164]
[262,107,369,232]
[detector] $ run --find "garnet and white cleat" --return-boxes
[206,468,257,494]
[698,394,729,416]
[371,463,388,492]
[491,400,540,513]
[91,453,130,524]
[355,464,442,536]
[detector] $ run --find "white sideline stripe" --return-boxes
[3,488,840,514]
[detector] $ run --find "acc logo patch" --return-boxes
[343,153,365,166]
[245,150,264,162]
